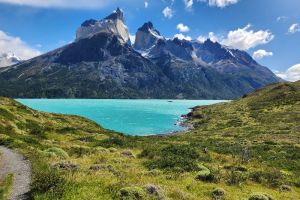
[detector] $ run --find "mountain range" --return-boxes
[0,8,281,99]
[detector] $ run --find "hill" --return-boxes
[0,81,299,199]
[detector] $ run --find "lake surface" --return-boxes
[16,99,226,136]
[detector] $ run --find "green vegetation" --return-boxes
[0,81,299,199]
[0,174,13,200]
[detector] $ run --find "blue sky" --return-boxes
[0,0,299,81]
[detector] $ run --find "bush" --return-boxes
[121,150,135,158]
[279,185,292,192]
[99,137,129,148]
[69,145,92,157]
[226,170,247,185]
[249,170,284,187]
[44,147,69,159]
[143,144,201,172]
[32,168,67,198]
[212,188,225,199]
[169,189,195,200]
[119,187,146,200]
[144,184,165,200]
[195,165,211,181]
[195,165,220,183]
[26,120,45,137]
[248,193,273,200]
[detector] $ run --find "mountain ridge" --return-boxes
[0,8,281,99]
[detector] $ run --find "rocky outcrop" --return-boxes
[76,8,130,44]
[133,22,163,51]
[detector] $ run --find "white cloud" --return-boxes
[144,1,148,8]
[221,24,274,50]
[0,30,41,60]
[196,32,221,43]
[177,23,190,32]
[208,32,220,42]
[162,6,173,19]
[275,64,300,82]
[253,49,273,59]
[288,23,300,34]
[0,0,121,9]
[174,33,192,41]
[197,35,207,43]
[276,16,288,22]
[183,0,193,9]
[201,0,239,8]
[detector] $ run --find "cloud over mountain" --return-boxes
[275,64,300,82]
[221,24,274,50]
[0,30,40,60]
[177,23,190,32]
[253,49,273,59]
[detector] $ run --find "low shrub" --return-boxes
[195,164,211,181]
[119,186,146,200]
[69,145,92,157]
[226,170,247,185]
[143,144,201,172]
[51,162,79,171]
[121,150,135,158]
[169,189,195,200]
[248,193,273,200]
[249,170,284,187]
[144,184,165,200]
[44,147,69,159]
[212,188,225,199]
[195,165,220,183]
[32,167,67,199]
[26,120,45,138]
[279,184,292,192]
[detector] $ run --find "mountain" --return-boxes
[0,53,21,68]
[133,21,163,51]
[0,8,281,99]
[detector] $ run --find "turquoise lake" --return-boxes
[16,99,226,136]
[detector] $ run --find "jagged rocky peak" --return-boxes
[76,8,129,43]
[134,21,164,51]
[105,7,124,21]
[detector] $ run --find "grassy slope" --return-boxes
[0,81,299,199]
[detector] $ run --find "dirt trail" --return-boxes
[0,146,31,200]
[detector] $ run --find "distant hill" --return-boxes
[0,8,281,99]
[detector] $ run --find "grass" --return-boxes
[0,174,13,200]
[0,81,299,199]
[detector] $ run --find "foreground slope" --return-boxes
[0,81,299,199]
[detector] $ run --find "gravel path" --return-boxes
[0,146,31,200]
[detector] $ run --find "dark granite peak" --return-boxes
[105,7,124,21]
